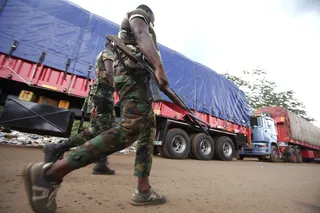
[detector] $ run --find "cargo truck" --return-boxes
[0,0,253,161]
[238,107,320,162]
[1,0,319,162]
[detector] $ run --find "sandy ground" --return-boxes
[0,144,319,213]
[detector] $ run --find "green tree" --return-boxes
[224,68,315,122]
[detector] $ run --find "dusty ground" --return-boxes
[0,144,319,213]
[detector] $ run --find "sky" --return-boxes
[69,0,320,127]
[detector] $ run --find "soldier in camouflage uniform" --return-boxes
[22,5,169,213]
[42,42,116,175]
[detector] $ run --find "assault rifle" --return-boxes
[106,35,210,135]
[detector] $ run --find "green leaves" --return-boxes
[224,68,314,122]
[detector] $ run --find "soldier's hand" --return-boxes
[91,107,97,117]
[155,65,169,89]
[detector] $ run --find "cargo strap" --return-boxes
[7,40,19,60]
[28,51,46,85]
[85,64,92,89]
[63,58,71,79]
[37,52,46,66]
[0,0,8,14]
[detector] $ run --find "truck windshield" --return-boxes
[250,116,259,127]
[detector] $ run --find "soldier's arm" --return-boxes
[129,18,162,71]
[102,50,114,87]
[103,59,114,87]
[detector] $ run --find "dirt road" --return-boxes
[0,144,319,213]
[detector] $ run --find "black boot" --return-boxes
[43,141,72,163]
[92,157,115,175]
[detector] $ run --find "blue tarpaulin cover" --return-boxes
[0,0,250,126]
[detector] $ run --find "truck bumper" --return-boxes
[239,143,270,156]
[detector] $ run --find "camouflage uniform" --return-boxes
[67,8,159,178]
[64,50,116,148]
[43,49,116,175]
[22,7,166,213]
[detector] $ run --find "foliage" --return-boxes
[224,68,315,122]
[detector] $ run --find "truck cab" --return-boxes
[239,113,280,162]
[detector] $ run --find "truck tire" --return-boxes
[188,134,196,159]
[157,145,167,158]
[215,136,235,161]
[190,133,214,160]
[286,146,297,163]
[270,145,279,163]
[162,128,190,159]
[295,146,303,163]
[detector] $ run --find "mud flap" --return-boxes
[0,96,74,137]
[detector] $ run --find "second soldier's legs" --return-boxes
[22,75,166,213]
[43,108,116,175]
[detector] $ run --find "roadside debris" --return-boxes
[0,129,137,154]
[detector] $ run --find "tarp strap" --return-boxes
[63,58,71,79]
[0,0,8,14]
[7,40,19,60]
[37,51,46,66]
[85,64,92,89]
[28,51,46,85]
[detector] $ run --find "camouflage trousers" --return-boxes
[67,73,156,177]
[64,110,116,148]
[61,101,116,164]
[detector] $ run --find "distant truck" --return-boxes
[239,107,320,163]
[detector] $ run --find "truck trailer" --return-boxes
[239,107,320,162]
[1,0,318,162]
[0,0,254,161]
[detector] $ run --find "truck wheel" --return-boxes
[295,147,303,163]
[162,128,190,159]
[190,133,214,160]
[215,136,235,161]
[188,134,196,159]
[286,146,297,163]
[270,145,279,163]
[157,145,167,158]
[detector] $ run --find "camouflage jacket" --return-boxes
[81,49,114,114]
[118,8,161,59]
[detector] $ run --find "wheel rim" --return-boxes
[200,139,212,155]
[272,150,278,159]
[172,135,187,153]
[223,142,232,157]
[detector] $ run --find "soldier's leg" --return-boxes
[22,75,166,212]
[43,111,100,163]
[130,109,161,206]
[91,109,116,175]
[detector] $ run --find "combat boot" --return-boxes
[43,141,72,163]
[92,157,115,175]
